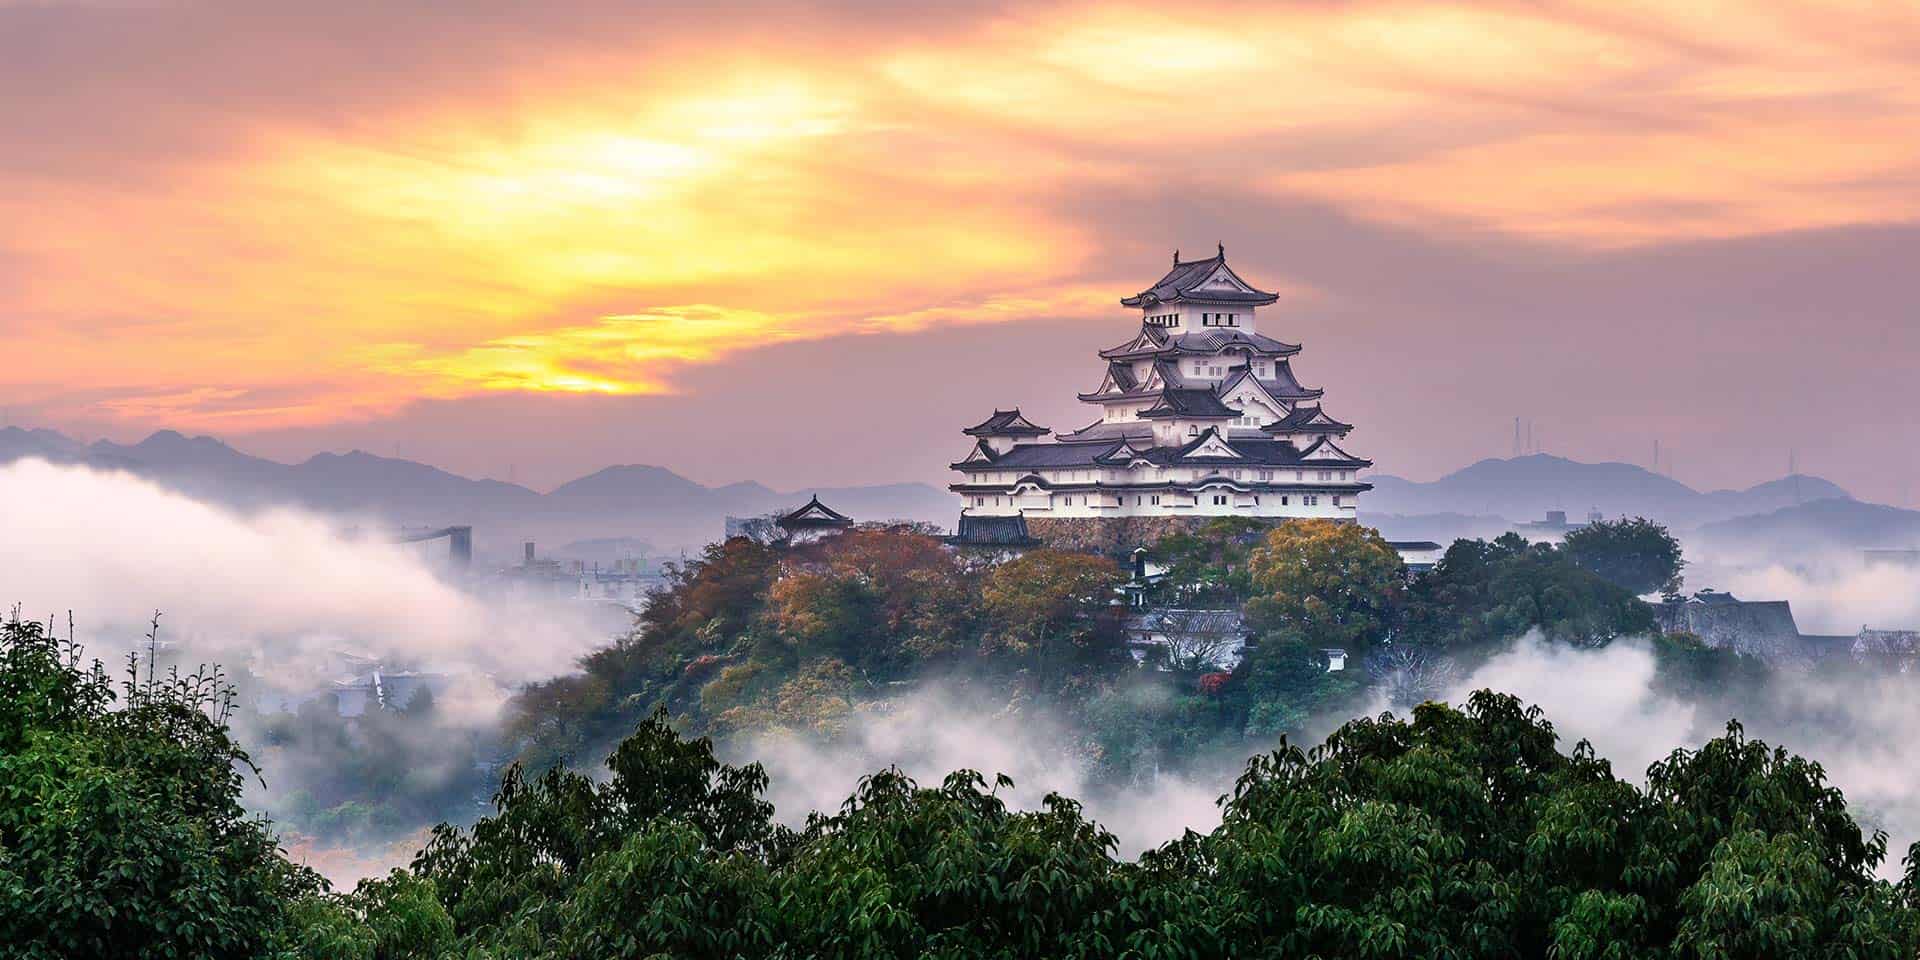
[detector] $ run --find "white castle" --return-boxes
[950,246,1371,528]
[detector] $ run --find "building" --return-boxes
[776,495,855,544]
[1122,608,1249,671]
[1386,540,1445,573]
[951,247,1373,544]
[1514,509,1603,543]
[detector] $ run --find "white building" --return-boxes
[951,247,1372,522]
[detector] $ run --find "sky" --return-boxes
[3,0,1917,501]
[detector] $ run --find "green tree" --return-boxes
[1244,519,1406,653]
[0,616,320,960]
[1562,517,1686,596]
[1401,533,1657,652]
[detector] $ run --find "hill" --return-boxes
[0,426,951,559]
[1364,454,1851,529]
[1695,497,1920,554]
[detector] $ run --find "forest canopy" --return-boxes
[5,612,1918,959]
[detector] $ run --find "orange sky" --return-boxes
[4,0,1919,498]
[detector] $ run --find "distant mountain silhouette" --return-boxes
[1364,454,1850,529]
[1,428,1872,559]
[1695,498,1920,553]
[0,426,952,559]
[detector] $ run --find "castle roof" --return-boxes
[1138,388,1238,420]
[1120,247,1280,308]
[1099,327,1301,360]
[1263,403,1352,434]
[946,514,1040,547]
[962,408,1050,437]
[777,495,854,529]
[952,435,1372,472]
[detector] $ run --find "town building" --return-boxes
[950,247,1372,545]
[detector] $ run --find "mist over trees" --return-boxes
[13,514,1920,957]
[9,610,1920,958]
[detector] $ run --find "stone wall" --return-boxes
[1653,599,1811,663]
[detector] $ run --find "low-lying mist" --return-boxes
[14,456,1920,885]
[0,458,619,880]
[0,459,612,696]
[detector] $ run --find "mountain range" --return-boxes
[1364,454,1854,530]
[0,427,952,560]
[4,428,1910,561]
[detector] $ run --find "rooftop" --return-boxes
[777,495,854,529]
[1120,246,1280,308]
[963,408,1050,437]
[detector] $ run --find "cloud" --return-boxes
[7,0,1920,434]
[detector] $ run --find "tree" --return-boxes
[979,549,1127,686]
[1148,516,1271,604]
[1366,644,1459,709]
[1562,517,1686,596]
[0,616,321,959]
[1401,533,1657,652]
[1243,520,1406,653]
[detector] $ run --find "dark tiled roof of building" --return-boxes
[946,514,1039,546]
[1167,330,1300,355]
[1097,326,1171,359]
[1102,327,1301,360]
[962,408,1050,437]
[1119,249,1280,308]
[1258,359,1321,398]
[953,435,1373,474]
[1138,388,1238,419]
[1055,419,1156,443]
[777,495,854,528]
[1264,403,1353,434]
[957,441,1123,469]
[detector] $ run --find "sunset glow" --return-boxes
[3,0,1918,496]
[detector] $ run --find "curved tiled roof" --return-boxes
[1138,388,1237,419]
[963,408,1050,437]
[1101,326,1300,360]
[1119,249,1280,308]
[1264,403,1352,434]
[778,495,854,528]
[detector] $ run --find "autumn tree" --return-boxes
[980,549,1127,687]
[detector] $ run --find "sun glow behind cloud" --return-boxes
[3,0,1919,430]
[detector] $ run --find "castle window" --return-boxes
[1280,496,1289,505]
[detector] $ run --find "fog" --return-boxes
[0,458,620,882]
[738,687,1230,858]
[13,456,1920,883]
[1420,634,1920,875]
[1716,558,1920,636]
[0,458,611,700]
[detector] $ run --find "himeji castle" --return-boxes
[950,246,1372,541]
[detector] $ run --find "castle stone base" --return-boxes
[1024,516,1277,555]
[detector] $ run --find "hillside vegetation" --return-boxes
[7,613,1919,959]
[509,519,1698,788]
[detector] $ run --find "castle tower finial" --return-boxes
[1173,248,1179,265]
[1218,241,1225,258]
